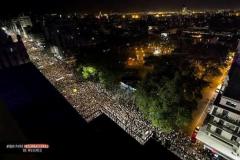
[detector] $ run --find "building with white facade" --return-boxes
[197,41,240,160]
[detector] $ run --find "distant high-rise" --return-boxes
[181,5,191,15]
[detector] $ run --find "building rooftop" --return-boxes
[0,62,179,159]
[0,63,88,155]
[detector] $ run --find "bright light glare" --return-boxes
[1,27,7,31]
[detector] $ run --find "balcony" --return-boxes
[205,126,240,147]
[212,109,240,127]
[209,119,240,138]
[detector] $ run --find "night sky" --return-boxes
[0,0,239,16]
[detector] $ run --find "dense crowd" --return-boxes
[25,38,153,144]
[155,130,212,160]
[25,37,212,160]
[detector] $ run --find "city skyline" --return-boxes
[0,0,239,16]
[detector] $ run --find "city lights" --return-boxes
[1,3,240,159]
[131,14,140,19]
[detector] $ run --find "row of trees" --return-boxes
[134,41,230,133]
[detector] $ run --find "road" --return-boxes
[186,62,233,135]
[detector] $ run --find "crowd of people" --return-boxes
[25,37,153,144]
[24,37,213,160]
[155,131,212,160]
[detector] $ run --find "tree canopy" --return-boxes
[135,56,207,133]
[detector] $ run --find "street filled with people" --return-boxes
[155,130,212,160]
[25,37,153,144]
[24,36,213,160]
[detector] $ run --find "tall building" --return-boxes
[0,29,29,69]
[181,5,191,15]
[196,41,240,160]
[10,16,32,37]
